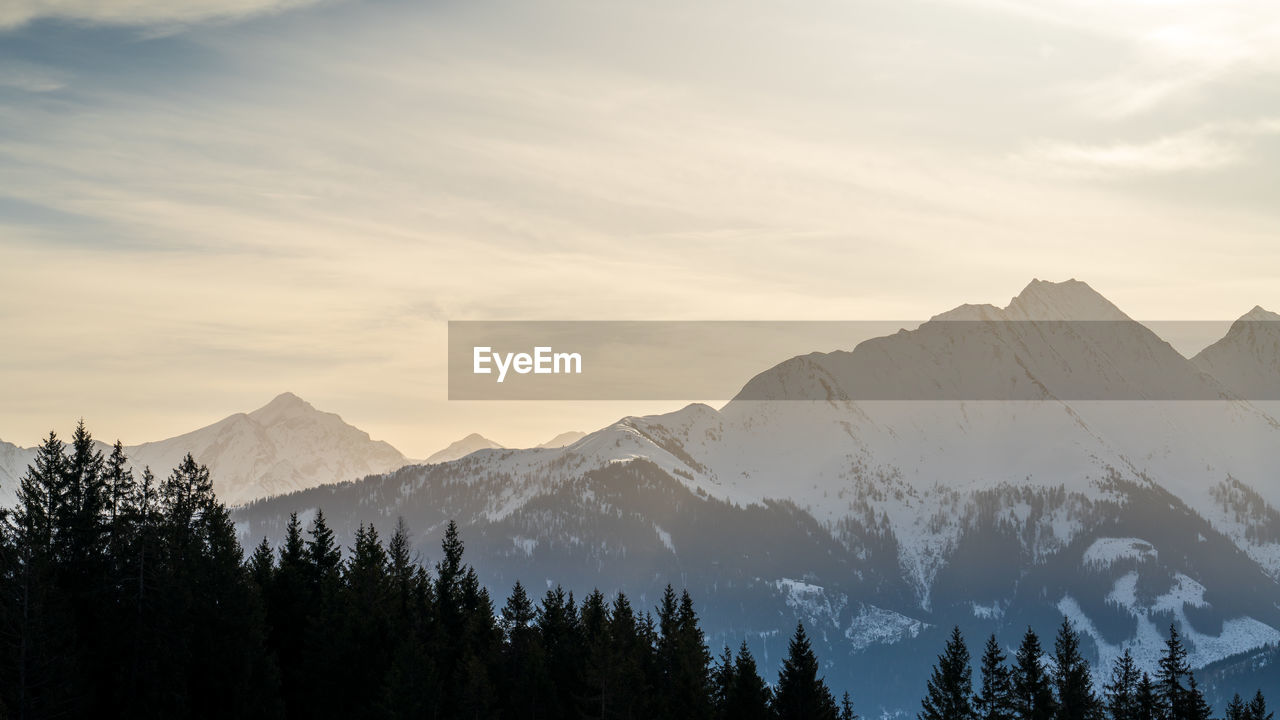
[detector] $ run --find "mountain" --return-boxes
[424,433,503,464]
[232,279,1280,714]
[537,430,586,449]
[1194,306,1280,400]
[0,392,409,507]
[0,439,36,508]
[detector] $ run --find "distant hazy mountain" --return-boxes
[235,280,1280,715]
[1194,306,1280,400]
[537,431,586,449]
[0,392,409,507]
[424,433,503,464]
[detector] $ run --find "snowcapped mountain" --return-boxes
[0,392,409,507]
[0,440,35,508]
[537,431,587,449]
[1194,306,1280,400]
[233,280,1280,714]
[424,432,504,464]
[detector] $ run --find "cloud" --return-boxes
[942,0,1280,117]
[1017,119,1280,177]
[0,60,67,92]
[0,0,328,30]
[1019,130,1238,176]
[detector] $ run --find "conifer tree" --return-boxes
[841,691,859,720]
[103,441,136,530]
[1103,649,1140,720]
[347,523,388,600]
[776,622,839,720]
[342,524,392,718]
[387,516,415,610]
[248,536,275,589]
[664,589,713,720]
[1157,625,1191,720]
[712,645,736,717]
[269,511,309,716]
[10,430,72,719]
[58,419,107,569]
[974,634,1014,720]
[1185,676,1212,720]
[1053,618,1098,720]
[305,509,342,590]
[1012,627,1056,720]
[14,431,66,563]
[1227,694,1249,720]
[1249,690,1274,720]
[727,642,772,720]
[919,625,974,720]
[608,593,656,719]
[579,588,612,718]
[501,581,552,719]
[1134,673,1159,720]
[536,585,581,717]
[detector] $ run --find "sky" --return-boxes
[2,0,1280,456]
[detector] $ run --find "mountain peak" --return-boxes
[425,433,504,464]
[1191,305,1280,399]
[1006,278,1130,321]
[538,431,587,449]
[248,392,320,425]
[1240,305,1280,322]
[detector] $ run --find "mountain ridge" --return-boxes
[0,392,410,507]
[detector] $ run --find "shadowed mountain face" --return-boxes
[734,279,1231,401]
[233,279,1280,715]
[1194,306,1280,400]
[0,392,409,506]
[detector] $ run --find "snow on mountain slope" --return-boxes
[0,393,409,507]
[0,440,34,508]
[424,433,504,464]
[128,392,407,505]
[1194,306,1280,400]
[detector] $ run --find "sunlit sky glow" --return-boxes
[2,0,1279,456]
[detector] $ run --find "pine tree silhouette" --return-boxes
[974,634,1014,720]
[1158,624,1191,720]
[775,622,839,720]
[1053,617,1098,720]
[919,626,974,720]
[1104,649,1141,720]
[727,641,772,720]
[1012,627,1056,720]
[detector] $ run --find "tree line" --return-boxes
[0,423,1272,720]
[919,622,1271,720]
[0,423,853,719]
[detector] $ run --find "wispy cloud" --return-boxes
[1017,119,1280,177]
[944,0,1280,117]
[0,60,67,92]
[0,0,329,30]
[1018,129,1237,176]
